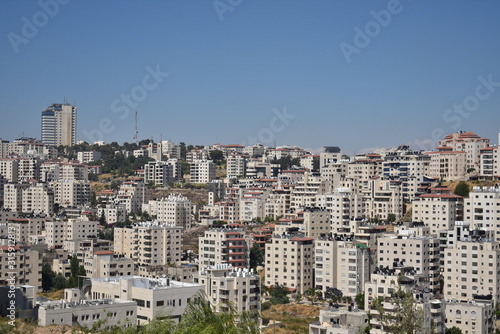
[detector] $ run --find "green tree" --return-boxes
[249,243,264,271]
[174,292,260,334]
[446,327,463,334]
[355,293,365,310]
[41,258,55,292]
[53,273,66,290]
[70,254,79,277]
[269,284,291,305]
[209,150,225,165]
[454,181,470,198]
[372,287,424,334]
[387,213,397,223]
[325,287,343,305]
[304,287,321,305]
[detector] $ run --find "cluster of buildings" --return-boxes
[0,104,499,333]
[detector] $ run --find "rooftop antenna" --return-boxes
[64,96,69,104]
[134,111,138,145]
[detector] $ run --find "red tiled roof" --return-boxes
[94,250,114,255]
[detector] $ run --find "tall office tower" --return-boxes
[41,103,77,146]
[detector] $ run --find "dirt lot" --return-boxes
[262,303,321,334]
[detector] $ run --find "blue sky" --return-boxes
[1,0,499,155]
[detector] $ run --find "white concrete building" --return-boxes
[412,192,463,237]
[83,251,136,278]
[41,103,77,146]
[91,276,203,324]
[0,245,42,291]
[226,153,247,179]
[377,231,441,292]
[143,194,192,229]
[114,222,183,274]
[309,308,369,334]
[439,131,490,172]
[52,179,91,207]
[265,231,314,294]
[199,228,249,268]
[45,218,99,248]
[190,160,216,183]
[38,288,137,328]
[314,238,370,297]
[464,186,500,242]
[117,180,146,213]
[77,151,102,164]
[193,265,260,313]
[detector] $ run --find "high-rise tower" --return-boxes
[41,103,76,146]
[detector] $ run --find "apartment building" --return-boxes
[290,172,324,209]
[114,222,182,274]
[0,159,19,182]
[7,216,45,243]
[117,180,146,213]
[22,182,54,215]
[63,238,112,257]
[362,178,403,221]
[320,188,366,234]
[299,154,319,171]
[6,137,56,159]
[464,187,500,241]
[193,264,260,313]
[186,149,209,164]
[91,276,203,324]
[365,268,444,333]
[226,153,247,179]
[52,179,91,207]
[242,144,265,158]
[41,103,77,146]
[160,140,181,159]
[97,203,127,224]
[143,160,180,186]
[198,228,249,268]
[426,149,467,181]
[444,298,494,334]
[77,151,102,164]
[438,131,490,171]
[83,251,136,278]
[479,146,499,177]
[412,192,463,237]
[245,160,280,178]
[0,246,42,291]
[382,148,430,201]
[319,146,342,168]
[190,160,216,183]
[377,231,441,292]
[314,237,370,297]
[45,218,99,248]
[238,188,267,222]
[142,194,192,229]
[309,308,369,334]
[17,158,41,182]
[40,162,89,182]
[443,230,500,304]
[38,288,136,328]
[264,187,291,219]
[3,183,29,212]
[265,231,314,294]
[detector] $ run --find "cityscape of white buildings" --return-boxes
[0,114,499,333]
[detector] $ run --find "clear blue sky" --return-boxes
[1,0,499,155]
